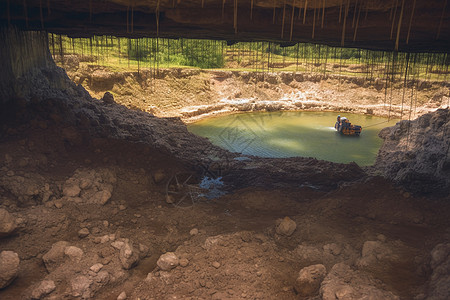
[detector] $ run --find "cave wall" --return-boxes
[0,27,87,104]
[0,0,449,52]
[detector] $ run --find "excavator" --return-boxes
[335,115,362,136]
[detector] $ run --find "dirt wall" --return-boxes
[373,108,450,195]
[0,27,88,104]
[63,62,450,123]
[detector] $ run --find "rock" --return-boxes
[54,199,63,209]
[356,240,393,268]
[78,228,90,238]
[63,168,116,205]
[212,261,221,269]
[119,205,126,211]
[90,263,103,273]
[91,190,112,205]
[31,280,56,299]
[157,252,179,271]
[111,241,125,250]
[179,258,189,267]
[71,275,92,298]
[165,195,175,204]
[64,246,84,262]
[42,241,69,272]
[275,217,297,236]
[96,270,110,284]
[425,243,450,299]
[294,264,327,297]
[117,291,127,300]
[119,242,139,270]
[0,208,17,238]
[100,235,110,244]
[320,263,399,300]
[0,251,20,289]
[138,244,150,259]
[102,92,115,104]
[63,185,81,197]
[153,170,166,183]
[190,228,199,236]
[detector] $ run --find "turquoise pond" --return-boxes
[187,111,399,166]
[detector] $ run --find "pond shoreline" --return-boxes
[179,98,415,124]
[188,111,397,166]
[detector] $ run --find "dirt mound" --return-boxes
[373,108,450,195]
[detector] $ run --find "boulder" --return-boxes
[42,241,69,272]
[102,92,115,104]
[119,242,139,270]
[64,246,84,262]
[31,280,56,299]
[0,208,17,238]
[356,240,394,268]
[78,228,90,238]
[63,184,81,197]
[275,217,297,236]
[0,251,20,289]
[294,264,327,297]
[71,275,92,298]
[91,190,112,205]
[157,252,179,271]
[90,263,103,273]
[320,263,399,300]
[425,243,450,299]
[153,170,166,183]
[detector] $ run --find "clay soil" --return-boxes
[1,108,449,299]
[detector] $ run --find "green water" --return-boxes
[188,111,399,166]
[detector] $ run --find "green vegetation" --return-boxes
[50,34,449,82]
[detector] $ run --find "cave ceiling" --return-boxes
[0,0,449,52]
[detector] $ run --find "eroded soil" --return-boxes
[64,57,450,123]
[1,105,449,299]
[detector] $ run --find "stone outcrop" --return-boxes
[374,109,449,195]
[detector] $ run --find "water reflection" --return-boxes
[188,111,399,166]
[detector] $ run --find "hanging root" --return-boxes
[281,0,286,38]
[340,0,350,46]
[406,0,416,44]
[289,0,296,41]
[436,0,448,40]
[353,0,362,42]
[303,0,308,24]
[395,0,405,51]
